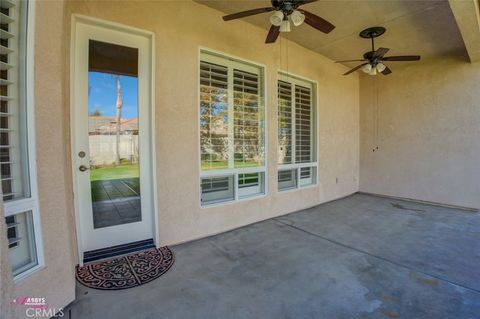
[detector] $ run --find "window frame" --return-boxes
[3,0,44,281]
[277,71,319,192]
[198,48,268,207]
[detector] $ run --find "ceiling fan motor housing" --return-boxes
[363,51,379,65]
[272,0,297,15]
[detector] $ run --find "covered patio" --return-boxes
[66,194,480,318]
[1,0,479,318]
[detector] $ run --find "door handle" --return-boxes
[79,165,90,172]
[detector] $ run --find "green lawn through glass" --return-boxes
[201,160,262,170]
[90,163,139,182]
[90,164,140,202]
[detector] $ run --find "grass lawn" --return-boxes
[90,163,139,182]
[201,160,262,170]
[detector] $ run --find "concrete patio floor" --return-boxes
[65,193,480,319]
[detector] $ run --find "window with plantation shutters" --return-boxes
[199,51,265,205]
[1,0,42,279]
[277,73,317,191]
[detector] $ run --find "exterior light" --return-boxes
[270,11,284,26]
[280,19,291,32]
[291,10,305,26]
[376,62,386,72]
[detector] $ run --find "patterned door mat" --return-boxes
[76,247,174,290]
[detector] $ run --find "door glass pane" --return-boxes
[88,40,141,229]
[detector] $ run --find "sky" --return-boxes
[88,72,138,119]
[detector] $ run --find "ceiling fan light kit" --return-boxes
[291,10,305,26]
[222,0,335,43]
[376,62,386,73]
[362,63,372,73]
[280,19,291,32]
[336,26,421,76]
[271,10,303,32]
[270,11,284,26]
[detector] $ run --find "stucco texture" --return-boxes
[5,0,480,316]
[360,58,480,209]
[6,1,78,318]
[66,0,360,246]
[8,0,360,315]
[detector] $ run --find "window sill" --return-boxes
[13,264,45,283]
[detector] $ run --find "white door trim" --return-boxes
[70,15,158,264]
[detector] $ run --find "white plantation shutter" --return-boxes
[0,0,28,201]
[277,74,317,190]
[295,85,312,163]
[200,61,228,89]
[199,61,229,170]
[278,80,293,164]
[233,69,262,167]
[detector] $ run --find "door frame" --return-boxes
[70,15,158,264]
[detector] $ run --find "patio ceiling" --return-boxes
[195,0,469,66]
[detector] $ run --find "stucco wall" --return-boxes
[8,0,479,316]
[360,58,480,209]
[2,1,77,318]
[66,0,359,246]
[5,0,359,315]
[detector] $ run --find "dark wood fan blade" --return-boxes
[382,55,421,61]
[223,7,275,21]
[381,66,392,75]
[299,10,335,34]
[297,0,318,6]
[265,25,280,44]
[335,59,367,63]
[373,47,390,58]
[343,63,368,76]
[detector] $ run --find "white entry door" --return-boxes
[72,18,155,255]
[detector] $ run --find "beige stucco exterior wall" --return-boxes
[360,58,480,209]
[6,0,478,316]
[1,1,78,318]
[65,0,360,245]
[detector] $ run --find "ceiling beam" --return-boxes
[448,0,480,63]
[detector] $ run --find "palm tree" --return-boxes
[114,75,122,166]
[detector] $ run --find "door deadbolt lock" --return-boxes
[79,165,90,172]
[78,151,86,158]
